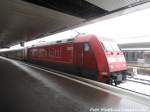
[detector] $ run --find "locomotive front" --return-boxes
[101,38,128,85]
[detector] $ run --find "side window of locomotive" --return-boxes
[84,43,90,52]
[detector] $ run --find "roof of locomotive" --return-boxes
[29,34,86,48]
[74,34,114,43]
[29,34,114,49]
[29,38,75,48]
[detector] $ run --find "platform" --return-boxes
[0,56,150,112]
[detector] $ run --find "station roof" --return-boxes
[0,0,149,48]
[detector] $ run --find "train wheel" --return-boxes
[109,79,117,86]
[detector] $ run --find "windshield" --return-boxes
[102,41,120,52]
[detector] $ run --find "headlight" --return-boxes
[122,63,126,67]
[118,57,126,62]
[110,65,114,69]
[107,57,116,63]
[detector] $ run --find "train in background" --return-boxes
[0,34,127,85]
[119,42,150,66]
[123,48,150,66]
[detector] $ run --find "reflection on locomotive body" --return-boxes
[123,50,150,65]
[0,34,128,85]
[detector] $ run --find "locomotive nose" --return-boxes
[106,51,127,72]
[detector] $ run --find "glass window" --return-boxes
[111,42,120,51]
[84,43,90,52]
[102,41,120,51]
[102,41,113,51]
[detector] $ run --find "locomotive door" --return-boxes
[75,43,83,68]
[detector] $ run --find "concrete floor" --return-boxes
[0,56,149,112]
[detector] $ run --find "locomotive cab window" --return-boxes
[84,43,90,52]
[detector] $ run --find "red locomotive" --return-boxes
[1,34,127,85]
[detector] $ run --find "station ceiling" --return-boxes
[0,0,149,48]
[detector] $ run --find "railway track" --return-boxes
[127,77,150,86]
[116,86,150,97]
[118,75,150,96]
